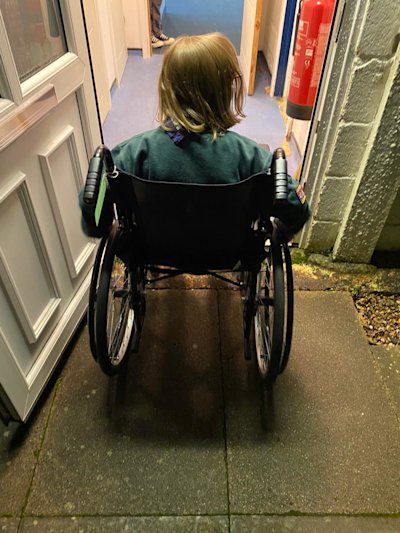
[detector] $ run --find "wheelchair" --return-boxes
[82,145,294,388]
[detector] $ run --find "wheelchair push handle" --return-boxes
[272,148,289,206]
[83,145,115,205]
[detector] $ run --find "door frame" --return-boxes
[240,0,263,95]
[273,0,297,97]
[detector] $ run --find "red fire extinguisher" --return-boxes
[286,0,335,120]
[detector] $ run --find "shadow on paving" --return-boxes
[24,290,229,516]
[1,288,399,527]
[219,291,400,515]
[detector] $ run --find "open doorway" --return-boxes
[88,0,341,181]
[161,0,244,53]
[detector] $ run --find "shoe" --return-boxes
[152,35,164,49]
[158,33,175,46]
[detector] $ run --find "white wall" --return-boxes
[291,119,310,155]
[97,0,116,88]
[260,0,286,91]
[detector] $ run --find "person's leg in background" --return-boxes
[151,0,175,48]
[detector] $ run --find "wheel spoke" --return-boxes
[95,229,142,376]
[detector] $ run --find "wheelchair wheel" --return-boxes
[278,242,294,374]
[95,227,136,376]
[88,234,108,361]
[241,270,257,361]
[254,230,285,385]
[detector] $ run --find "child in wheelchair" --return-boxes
[80,32,311,383]
[81,32,309,239]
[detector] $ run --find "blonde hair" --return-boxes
[158,33,245,140]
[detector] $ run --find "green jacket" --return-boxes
[111,127,310,235]
[80,128,310,237]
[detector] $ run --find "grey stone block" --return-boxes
[325,123,370,178]
[231,515,400,533]
[356,0,400,59]
[220,291,400,514]
[341,59,390,124]
[0,387,55,516]
[371,345,400,416]
[26,290,228,516]
[313,177,354,223]
[0,518,19,532]
[20,516,229,532]
[305,220,339,252]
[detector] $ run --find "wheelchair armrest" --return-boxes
[83,145,115,205]
[272,148,289,207]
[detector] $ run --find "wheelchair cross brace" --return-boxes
[144,265,242,287]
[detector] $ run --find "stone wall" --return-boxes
[304,0,400,261]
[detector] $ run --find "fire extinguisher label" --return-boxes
[291,75,301,88]
[299,20,309,36]
[310,23,331,87]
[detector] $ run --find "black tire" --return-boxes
[254,230,285,385]
[279,243,294,374]
[95,227,136,375]
[241,270,257,361]
[131,265,146,353]
[88,234,109,361]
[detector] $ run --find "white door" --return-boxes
[0,0,101,423]
[240,0,263,95]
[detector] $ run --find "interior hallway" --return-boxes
[161,0,244,52]
[103,50,301,177]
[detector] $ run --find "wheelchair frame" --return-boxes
[84,146,294,387]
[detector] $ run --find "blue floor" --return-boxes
[162,0,243,53]
[103,51,301,176]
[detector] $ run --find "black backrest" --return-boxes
[109,171,274,270]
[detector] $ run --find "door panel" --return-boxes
[39,126,95,278]
[1,93,95,369]
[0,178,61,345]
[240,0,263,95]
[0,1,101,422]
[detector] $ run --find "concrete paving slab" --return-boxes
[20,515,228,532]
[231,515,400,532]
[0,382,56,516]
[371,345,400,418]
[220,291,400,515]
[0,518,19,532]
[26,290,228,516]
